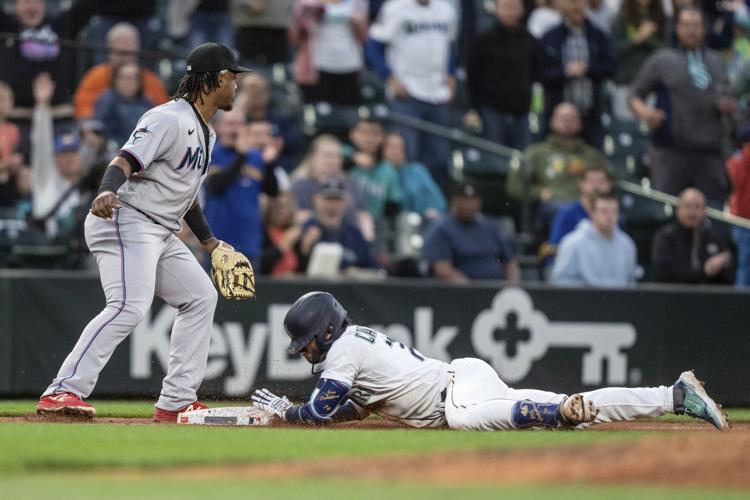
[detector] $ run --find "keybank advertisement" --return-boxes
[2,277,749,404]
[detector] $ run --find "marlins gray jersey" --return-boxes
[117,99,216,231]
[320,325,452,428]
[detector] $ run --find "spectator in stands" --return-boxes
[82,2,161,65]
[291,134,374,239]
[232,0,296,65]
[466,0,537,150]
[507,102,611,234]
[185,0,233,49]
[651,188,734,284]
[537,0,616,147]
[290,0,368,106]
[366,0,458,187]
[629,7,735,207]
[30,73,83,238]
[528,0,562,38]
[296,176,379,272]
[610,0,666,120]
[726,122,750,287]
[0,82,21,174]
[0,0,100,125]
[203,110,280,263]
[586,0,612,34]
[343,118,384,172]
[77,119,117,173]
[544,163,613,264]
[92,61,154,147]
[381,131,446,220]
[664,0,736,51]
[261,191,302,276]
[349,145,402,220]
[236,72,305,171]
[0,82,23,212]
[550,193,638,287]
[423,180,520,283]
[74,22,168,120]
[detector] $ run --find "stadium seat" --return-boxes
[302,103,367,139]
[617,191,672,265]
[604,119,650,181]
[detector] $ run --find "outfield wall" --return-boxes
[1,271,748,405]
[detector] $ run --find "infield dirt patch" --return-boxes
[57,419,747,491]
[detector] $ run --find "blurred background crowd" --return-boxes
[1,0,750,288]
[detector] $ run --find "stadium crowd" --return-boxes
[0,0,749,288]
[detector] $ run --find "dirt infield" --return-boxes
[105,429,749,490]
[10,413,746,490]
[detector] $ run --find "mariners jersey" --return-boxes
[369,0,457,103]
[320,325,452,427]
[117,99,216,231]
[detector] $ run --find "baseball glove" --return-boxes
[210,241,256,300]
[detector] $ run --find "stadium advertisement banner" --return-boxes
[1,274,749,404]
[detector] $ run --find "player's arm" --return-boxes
[91,155,134,219]
[183,199,220,253]
[252,378,368,426]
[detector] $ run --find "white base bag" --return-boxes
[177,406,274,426]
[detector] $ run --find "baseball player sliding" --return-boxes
[253,292,729,431]
[37,43,256,423]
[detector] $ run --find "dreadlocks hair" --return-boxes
[171,70,223,105]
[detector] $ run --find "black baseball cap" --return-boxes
[450,180,481,199]
[186,43,252,74]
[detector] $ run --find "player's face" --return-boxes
[217,71,239,111]
[301,337,325,364]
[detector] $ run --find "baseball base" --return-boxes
[177,406,274,426]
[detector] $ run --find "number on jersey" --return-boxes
[354,327,424,361]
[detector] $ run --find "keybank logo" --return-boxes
[472,288,637,385]
[129,287,637,395]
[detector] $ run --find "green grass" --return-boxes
[2,401,747,498]
[0,477,745,500]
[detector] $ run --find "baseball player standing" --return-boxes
[37,43,256,423]
[253,292,729,431]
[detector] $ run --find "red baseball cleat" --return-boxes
[153,401,209,423]
[37,392,96,418]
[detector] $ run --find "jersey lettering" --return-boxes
[353,326,425,361]
[176,146,205,172]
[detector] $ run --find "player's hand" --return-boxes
[251,388,293,420]
[91,191,121,219]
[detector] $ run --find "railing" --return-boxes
[373,105,750,232]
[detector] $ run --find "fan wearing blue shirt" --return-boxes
[423,180,520,283]
[545,163,613,266]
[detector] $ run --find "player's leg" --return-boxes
[153,234,218,412]
[445,358,594,430]
[40,209,162,404]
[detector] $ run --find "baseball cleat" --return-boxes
[153,401,209,423]
[673,370,729,431]
[560,394,598,425]
[37,392,96,418]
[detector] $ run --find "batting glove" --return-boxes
[251,388,293,420]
